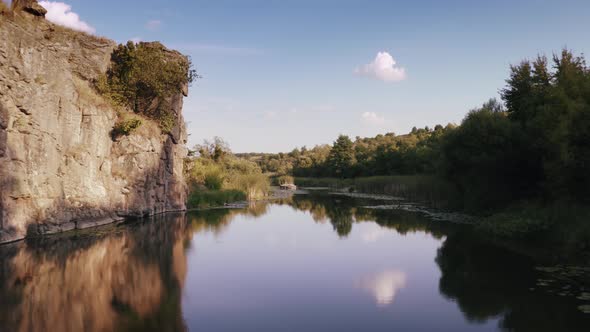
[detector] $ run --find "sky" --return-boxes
[13,0,590,152]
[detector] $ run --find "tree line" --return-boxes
[239,50,590,211]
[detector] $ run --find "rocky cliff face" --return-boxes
[0,9,188,243]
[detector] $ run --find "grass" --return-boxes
[295,175,459,208]
[186,155,270,201]
[186,189,247,209]
[225,173,270,200]
[477,200,590,251]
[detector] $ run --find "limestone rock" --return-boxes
[0,13,189,243]
[12,0,48,17]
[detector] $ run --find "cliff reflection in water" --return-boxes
[0,214,190,332]
[0,205,271,332]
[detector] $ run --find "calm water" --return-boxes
[1,193,589,332]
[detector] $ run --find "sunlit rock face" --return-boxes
[357,270,407,306]
[0,8,188,243]
[0,214,189,332]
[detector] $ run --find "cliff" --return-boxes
[0,7,189,243]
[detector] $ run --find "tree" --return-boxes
[440,100,531,210]
[196,137,230,161]
[328,135,355,178]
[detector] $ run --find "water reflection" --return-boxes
[357,270,407,306]
[436,231,590,331]
[0,214,189,332]
[0,193,588,331]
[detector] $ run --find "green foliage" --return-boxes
[187,190,246,209]
[239,125,454,179]
[439,99,532,211]
[97,41,198,132]
[192,136,230,161]
[204,173,223,190]
[185,138,270,204]
[327,135,355,178]
[499,49,590,201]
[112,118,142,137]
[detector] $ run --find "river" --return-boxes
[0,192,589,331]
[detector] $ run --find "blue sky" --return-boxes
[27,0,590,152]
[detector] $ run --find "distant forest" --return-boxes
[239,50,590,210]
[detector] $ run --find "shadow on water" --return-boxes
[0,192,589,331]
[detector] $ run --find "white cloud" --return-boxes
[145,19,162,31]
[361,112,386,126]
[39,2,95,34]
[355,52,406,82]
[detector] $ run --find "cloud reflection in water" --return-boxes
[357,270,407,306]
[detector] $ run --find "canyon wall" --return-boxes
[0,8,188,243]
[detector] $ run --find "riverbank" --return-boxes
[295,175,459,209]
[296,176,590,261]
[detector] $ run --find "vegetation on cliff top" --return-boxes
[97,41,198,133]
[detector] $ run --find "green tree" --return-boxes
[328,135,355,178]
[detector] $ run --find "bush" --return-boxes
[187,158,223,188]
[97,41,198,132]
[112,118,142,137]
[185,138,271,203]
[204,173,223,190]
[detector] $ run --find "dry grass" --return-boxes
[73,76,110,108]
[0,2,8,14]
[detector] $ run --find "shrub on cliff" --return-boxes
[112,117,142,138]
[97,41,198,132]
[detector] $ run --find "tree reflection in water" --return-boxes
[436,231,590,332]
